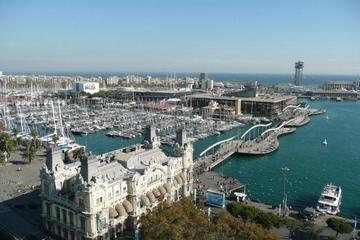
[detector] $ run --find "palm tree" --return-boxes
[30,129,38,141]
[0,132,16,159]
[73,147,85,161]
[30,129,41,151]
[12,128,19,137]
[21,141,36,164]
[0,122,5,132]
[12,128,21,145]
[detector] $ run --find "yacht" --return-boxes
[336,97,343,102]
[316,184,342,215]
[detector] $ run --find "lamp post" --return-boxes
[281,166,290,216]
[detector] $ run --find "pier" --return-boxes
[194,107,324,173]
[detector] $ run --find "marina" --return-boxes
[68,99,359,219]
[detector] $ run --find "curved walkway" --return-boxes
[237,127,296,155]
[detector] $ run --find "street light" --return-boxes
[281,166,290,216]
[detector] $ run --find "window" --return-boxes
[80,216,86,232]
[96,197,103,205]
[55,207,60,220]
[108,191,112,199]
[46,203,51,216]
[62,209,67,224]
[70,231,75,240]
[79,198,85,209]
[69,212,74,227]
[63,229,68,239]
[115,189,120,195]
[57,225,61,236]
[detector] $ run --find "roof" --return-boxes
[188,93,295,103]
[114,146,169,171]
[97,160,134,182]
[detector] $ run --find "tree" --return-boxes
[30,129,41,151]
[72,147,85,161]
[21,141,36,164]
[12,128,19,137]
[30,129,38,141]
[227,202,259,222]
[0,132,16,159]
[140,198,278,240]
[326,218,353,237]
[0,122,5,132]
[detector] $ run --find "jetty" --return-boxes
[194,107,325,172]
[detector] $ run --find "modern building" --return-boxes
[304,90,358,100]
[73,82,100,94]
[199,72,214,90]
[188,94,297,117]
[323,80,360,91]
[105,77,119,86]
[40,127,193,240]
[294,61,304,86]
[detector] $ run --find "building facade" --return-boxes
[40,127,193,240]
[73,82,100,94]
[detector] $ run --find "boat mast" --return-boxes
[51,101,57,136]
[58,101,65,137]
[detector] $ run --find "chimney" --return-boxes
[80,155,99,183]
[46,145,64,172]
[176,127,187,148]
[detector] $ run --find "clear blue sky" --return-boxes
[0,0,359,74]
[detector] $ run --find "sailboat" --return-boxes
[323,138,328,145]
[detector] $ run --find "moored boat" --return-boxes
[316,183,342,215]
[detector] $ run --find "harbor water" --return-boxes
[216,99,360,218]
[74,100,360,218]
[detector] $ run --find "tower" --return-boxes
[294,61,304,86]
[200,72,208,90]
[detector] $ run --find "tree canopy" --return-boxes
[227,202,280,229]
[140,197,278,240]
[326,218,353,237]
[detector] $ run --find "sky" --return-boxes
[0,0,359,74]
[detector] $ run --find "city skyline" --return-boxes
[0,0,359,74]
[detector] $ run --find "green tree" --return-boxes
[0,122,5,132]
[326,218,353,237]
[21,141,36,164]
[0,132,16,159]
[140,198,278,240]
[12,128,19,137]
[30,129,38,140]
[72,147,85,161]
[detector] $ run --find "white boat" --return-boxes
[316,183,342,215]
[325,116,329,120]
[323,138,327,145]
[336,97,343,102]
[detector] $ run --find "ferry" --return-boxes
[316,183,342,215]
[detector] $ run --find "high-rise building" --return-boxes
[199,72,208,81]
[294,61,304,86]
[200,72,208,90]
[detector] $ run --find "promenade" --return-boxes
[237,127,296,155]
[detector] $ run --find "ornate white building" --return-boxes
[40,127,193,240]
